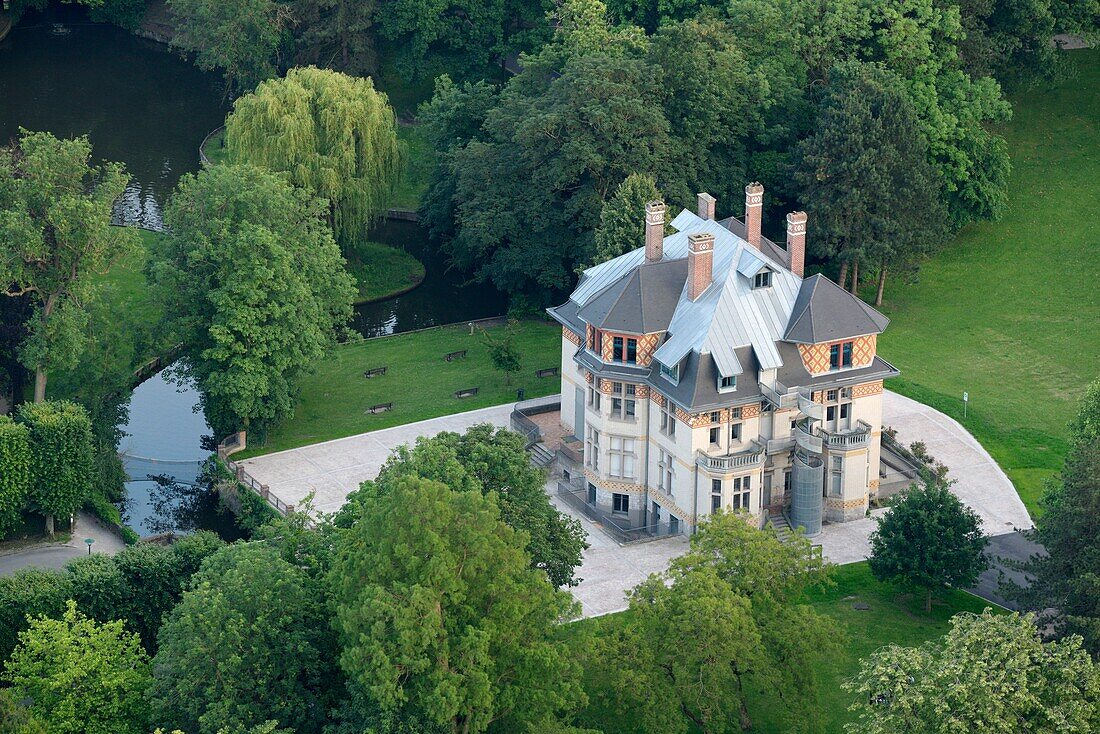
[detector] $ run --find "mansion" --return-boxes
[548,184,898,536]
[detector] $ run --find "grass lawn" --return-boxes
[346,240,426,303]
[876,49,1100,517]
[200,127,229,165]
[100,229,163,328]
[237,320,563,457]
[570,562,997,734]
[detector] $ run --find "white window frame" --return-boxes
[608,436,636,480]
[610,382,637,421]
[585,427,600,471]
[753,270,772,289]
[659,400,677,437]
[718,375,737,393]
[660,361,680,385]
[612,492,630,515]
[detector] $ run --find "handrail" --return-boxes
[696,443,766,471]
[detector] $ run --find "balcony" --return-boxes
[696,442,766,472]
[762,382,824,420]
[821,420,872,450]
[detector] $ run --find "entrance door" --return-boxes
[652,502,661,531]
[669,515,679,535]
[574,386,585,440]
[763,473,773,507]
[587,483,597,505]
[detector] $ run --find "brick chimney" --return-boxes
[697,192,716,220]
[645,200,666,263]
[786,211,807,277]
[744,182,764,250]
[687,232,714,301]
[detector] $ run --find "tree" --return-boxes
[149,163,355,437]
[0,416,31,536]
[292,0,377,75]
[846,610,1100,733]
[794,62,948,297]
[2,601,152,734]
[586,512,839,733]
[0,130,138,402]
[168,0,290,92]
[588,173,664,268]
[330,476,583,734]
[440,53,672,297]
[150,544,335,734]
[16,400,94,536]
[482,323,521,385]
[225,67,402,250]
[0,568,72,664]
[869,478,988,612]
[340,423,587,587]
[1011,378,1100,654]
[0,689,47,734]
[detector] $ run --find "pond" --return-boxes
[1,20,508,536]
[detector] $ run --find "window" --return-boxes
[709,411,721,424]
[610,383,637,420]
[753,271,772,289]
[609,436,636,479]
[588,328,598,352]
[660,401,677,437]
[730,422,743,441]
[587,483,596,504]
[658,449,674,493]
[827,389,838,402]
[709,426,721,445]
[711,479,723,512]
[829,341,855,370]
[612,493,630,515]
[585,428,599,470]
[841,387,852,399]
[731,407,742,420]
[826,405,836,422]
[587,385,601,411]
[732,475,751,510]
[612,337,639,364]
[784,470,792,493]
[660,361,679,384]
[718,375,737,392]
[790,420,798,432]
[830,456,843,496]
[840,402,851,420]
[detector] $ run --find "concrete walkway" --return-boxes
[240,390,1033,616]
[237,404,516,515]
[0,511,128,577]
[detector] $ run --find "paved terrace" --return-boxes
[239,390,1032,617]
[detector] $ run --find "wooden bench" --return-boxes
[454,387,479,399]
[443,350,467,362]
[363,366,387,379]
[536,367,559,378]
[366,402,393,414]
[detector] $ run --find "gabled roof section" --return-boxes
[783,274,890,344]
[736,248,768,278]
[576,259,687,334]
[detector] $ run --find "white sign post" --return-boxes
[963,391,969,418]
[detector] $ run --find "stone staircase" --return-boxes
[528,441,555,468]
[768,510,793,543]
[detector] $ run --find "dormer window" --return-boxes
[829,340,855,371]
[753,271,772,289]
[660,361,679,385]
[612,336,638,364]
[718,375,737,392]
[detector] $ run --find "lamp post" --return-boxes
[84,538,95,555]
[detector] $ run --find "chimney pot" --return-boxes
[744,182,764,250]
[687,232,715,301]
[697,192,716,220]
[786,211,807,278]
[645,200,666,263]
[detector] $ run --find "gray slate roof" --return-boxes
[783,274,890,344]
[576,259,687,334]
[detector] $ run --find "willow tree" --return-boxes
[225,66,402,250]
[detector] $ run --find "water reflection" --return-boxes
[0,24,226,228]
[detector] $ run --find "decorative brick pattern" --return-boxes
[599,379,615,394]
[584,371,593,383]
[798,334,877,375]
[868,479,880,490]
[636,333,661,367]
[741,403,761,419]
[584,468,645,495]
[634,385,650,398]
[562,327,581,346]
[825,495,869,510]
[852,380,884,398]
[649,391,666,407]
[601,333,615,362]
[650,487,694,523]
